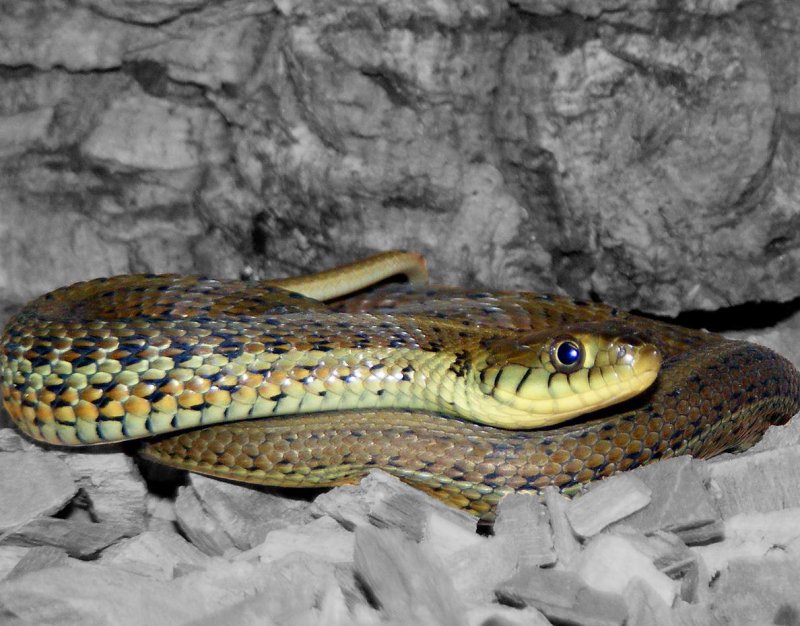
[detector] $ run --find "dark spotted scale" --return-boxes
[3,272,799,522]
[140,285,800,521]
[2,274,663,445]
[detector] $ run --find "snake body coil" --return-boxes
[2,252,799,520]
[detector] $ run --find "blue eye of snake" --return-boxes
[556,341,581,366]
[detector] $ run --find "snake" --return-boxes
[2,251,799,520]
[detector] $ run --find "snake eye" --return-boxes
[550,338,584,373]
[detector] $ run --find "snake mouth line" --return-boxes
[462,337,663,430]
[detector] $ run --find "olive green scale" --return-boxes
[1,274,654,444]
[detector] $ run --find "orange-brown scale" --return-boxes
[3,276,556,444]
[334,285,716,358]
[143,337,800,521]
[4,276,800,518]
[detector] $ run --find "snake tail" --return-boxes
[270,250,428,301]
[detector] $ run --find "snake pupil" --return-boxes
[556,341,581,367]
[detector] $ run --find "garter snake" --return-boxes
[2,252,799,520]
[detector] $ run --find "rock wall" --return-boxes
[1,0,799,315]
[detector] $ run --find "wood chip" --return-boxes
[424,507,484,556]
[669,520,724,546]
[0,562,220,624]
[183,553,349,626]
[98,529,211,580]
[496,565,628,626]
[493,493,556,567]
[692,507,800,576]
[195,474,313,544]
[175,475,313,555]
[60,450,148,530]
[543,486,581,569]
[0,450,77,533]
[3,517,134,558]
[706,444,800,518]
[174,483,238,556]
[610,529,692,572]
[146,492,179,534]
[433,535,518,605]
[748,410,800,452]
[566,474,652,538]
[4,546,69,581]
[466,604,552,626]
[671,601,726,626]
[576,534,680,607]
[624,577,676,626]
[313,470,476,539]
[353,525,465,626]
[0,546,29,581]
[252,515,354,564]
[0,428,28,453]
[707,556,800,625]
[619,457,720,541]
[614,530,703,603]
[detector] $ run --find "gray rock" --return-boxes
[1,1,799,313]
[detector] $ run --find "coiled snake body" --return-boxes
[2,252,799,519]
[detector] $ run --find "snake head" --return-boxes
[465,323,662,429]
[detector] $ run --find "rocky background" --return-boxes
[1,1,800,625]
[1,0,799,318]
